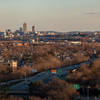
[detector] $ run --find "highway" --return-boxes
[0,79,24,86]
[9,57,95,94]
[6,55,94,94]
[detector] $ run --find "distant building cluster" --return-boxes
[0,23,36,39]
[0,23,100,43]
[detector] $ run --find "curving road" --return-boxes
[9,57,95,94]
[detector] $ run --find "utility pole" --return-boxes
[24,71,26,81]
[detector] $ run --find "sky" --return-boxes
[0,0,100,32]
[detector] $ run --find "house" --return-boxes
[69,41,82,45]
[0,56,4,63]
[10,60,18,71]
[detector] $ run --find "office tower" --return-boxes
[32,26,35,33]
[23,23,27,33]
[19,27,23,32]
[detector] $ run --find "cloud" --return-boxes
[85,12,97,15]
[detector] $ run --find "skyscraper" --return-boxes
[19,27,23,32]
[23,23,27,33]
[32,26,35,33]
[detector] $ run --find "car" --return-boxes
[70,69,77,73]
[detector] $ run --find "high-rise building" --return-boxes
[23,23,27,33]
[32,26,35,33]
[19,27,23,32]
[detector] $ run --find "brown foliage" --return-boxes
[33,55,62,71]
[40,79,76,100]
[67,59,100,87]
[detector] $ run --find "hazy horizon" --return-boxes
[0,0,100,32]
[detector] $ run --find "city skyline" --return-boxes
[0,0,100,32]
